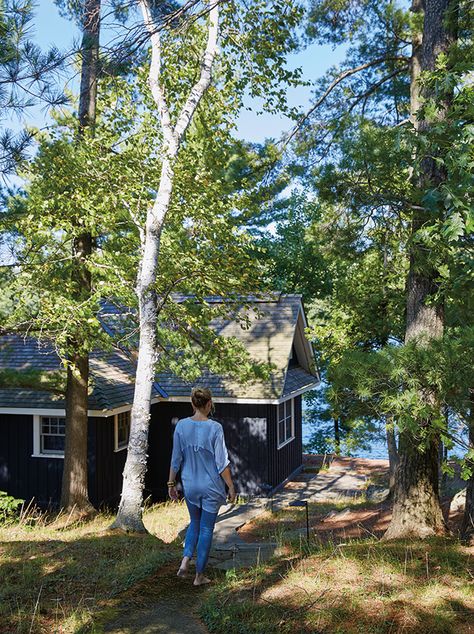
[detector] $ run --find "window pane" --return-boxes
[42,435,65,453]
[285,417,292,439]
[278,403,284,422]
[278,420,285,444]
[117,411,130,448]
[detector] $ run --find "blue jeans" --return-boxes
[183,499,218,574]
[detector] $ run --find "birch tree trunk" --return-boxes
[111,0,219,532]
[60,0,101,513]
[384,0,456,539]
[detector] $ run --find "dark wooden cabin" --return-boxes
[0,295,319,509]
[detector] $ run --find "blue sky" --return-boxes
[21,0,347,143]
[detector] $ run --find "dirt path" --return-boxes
[102,561,214,633]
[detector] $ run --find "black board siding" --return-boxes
[91,414,127,509]
[0,413,122,509]
[146,399,302,500]
[146,401,190,502]
[214,402,270,496]
[0,396,303,509]
[147,401,271,500]
[267,395,303,489]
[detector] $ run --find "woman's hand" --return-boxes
[168,485,179,501]
[227,485,236,503]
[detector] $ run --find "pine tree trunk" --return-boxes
[386,418,399,494]
[334,417,340,456]
[385,431,446,538]
[61,354,92,510]
[383,0,456,540]
[60,0,100,513]
[461,400,474,542]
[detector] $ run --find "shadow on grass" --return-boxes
[0,530,179,633]
[201,537,474,634]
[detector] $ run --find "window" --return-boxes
[277,399,294,448]
[40,416,66,455]
[114,410,131,451]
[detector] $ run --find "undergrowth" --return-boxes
[0,500,189,633]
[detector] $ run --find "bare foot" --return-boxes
[193,573,212,586]
[177,556,190,577]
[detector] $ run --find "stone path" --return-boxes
[103,458,374,632]
[206,457,370,570]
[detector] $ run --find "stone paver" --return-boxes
[202,460,368,570]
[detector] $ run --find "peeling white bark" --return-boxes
[111,0,219,532]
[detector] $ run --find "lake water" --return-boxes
[302,421,389,459]
[302,421,467,460]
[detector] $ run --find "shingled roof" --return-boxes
[156,295,319,400]
[0,336,166,412]
[0,295,319,411]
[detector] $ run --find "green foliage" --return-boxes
[0,0,66,176]
[0,491,24,524]
[327,329,474,453]
[257,0,474,464]
[2,1,306,385]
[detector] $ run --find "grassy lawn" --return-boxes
[202,501,474,634]
[2,492,472,634]
[0,500,189,633]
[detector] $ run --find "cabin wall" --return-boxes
[267,395,303,489]
[146,401,190,501]
[147,401,271,500]
[147,399,302,500]
[0,396,304,509]
[90,414,126,509]
[214,402,269,496]
[0,413,120,509]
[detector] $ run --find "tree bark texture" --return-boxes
[334,417,340,456]
[61,354,91,510]
[111,0,219,532]
[384,0,456,539]
[60,0,100,513]
[461,399,474,541]
[386,419,399,493]
[385,432,446,538]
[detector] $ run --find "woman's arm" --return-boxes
[168,426,182,501]
[220,465,236,503]
[168,466,179,501]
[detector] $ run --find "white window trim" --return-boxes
[114,410,131,452]
[277,398,295,449]
[32,414,65,459]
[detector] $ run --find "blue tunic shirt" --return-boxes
[170,417,230,514]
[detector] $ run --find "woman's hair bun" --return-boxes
[191,387,212,410]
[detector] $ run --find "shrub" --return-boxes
[0,491,25,524]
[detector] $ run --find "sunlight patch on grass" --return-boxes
[202,537,474,634]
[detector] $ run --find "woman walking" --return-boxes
[168,387,236,586]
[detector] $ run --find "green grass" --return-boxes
[201,537,474,634]
[202,497,474,634]
[0,500,189,633]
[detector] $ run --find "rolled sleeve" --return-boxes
[214,425,230,474]
[170,427,183,472]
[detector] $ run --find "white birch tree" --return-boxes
[111,0,220,532]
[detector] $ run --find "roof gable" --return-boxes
[0,294,319,409]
